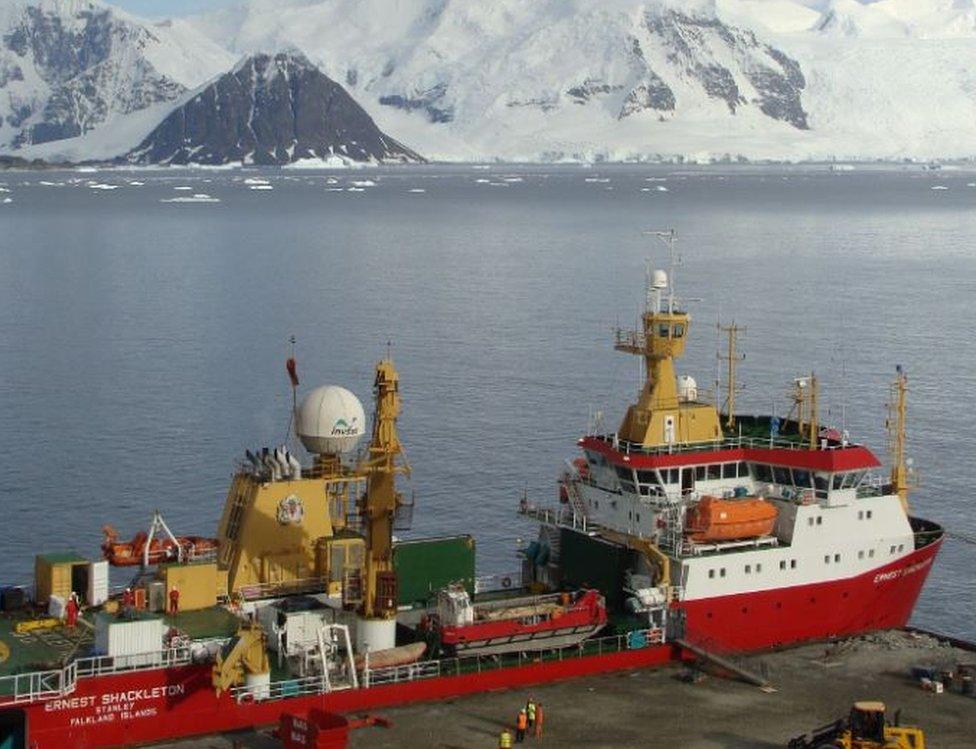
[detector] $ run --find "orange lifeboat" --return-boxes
[101,525,219,567]
[684,496,777,543]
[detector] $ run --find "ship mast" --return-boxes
[614,231,722,449]
[717,322,745,431]
[887,365,911,513]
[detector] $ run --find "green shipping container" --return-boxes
[393,535,476,607]
[559,528,636,612]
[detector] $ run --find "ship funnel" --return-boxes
[296,385,366,455]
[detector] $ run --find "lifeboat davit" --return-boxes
[684,496,777,543]
[101,525,219,567]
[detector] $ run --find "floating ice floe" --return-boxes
[347,187,366,192]
[656,185,669,192]
[584,177,610,183]
[325,187,345,192]
[408,188,426,193]
[2,197,11,204]
[503,177,523,183]
[967,182,976,187]
[128,181,145,186]
[645,177,667,182]
[930,185,949,191]
[0,187,9,193]
[349,180,376,187]
[160,194,220,203]
[88,183,119,190]
[475,178,490,183]
[39,181,64,187]
[249,185,274,191]
[325,177,339,184]
[244,177,270,186]
[173,186,193,191]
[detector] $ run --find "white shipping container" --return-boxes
[95,614,165,658]
[48,594,66,619]
[87,561,109,606]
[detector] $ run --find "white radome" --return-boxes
[296,385,366,455]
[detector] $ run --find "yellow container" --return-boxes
[159,562,218,611]
[34,553,88,606]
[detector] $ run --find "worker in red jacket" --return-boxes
[65,593,79,629]
[169,587,180,615]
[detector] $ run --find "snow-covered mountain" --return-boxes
[179,0,976,162]
[0,0,233,156]
[4,0,976,163]
[126,52,422,165]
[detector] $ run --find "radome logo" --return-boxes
[331,416,360,436]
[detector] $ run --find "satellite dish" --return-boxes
[296,385,366,455]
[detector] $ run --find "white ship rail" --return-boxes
[237,576,330,601]
[365,627,665,689]
[231,673,356,703]
[0,664,76,706]
[591,433,863,457]
[0,646,192,707]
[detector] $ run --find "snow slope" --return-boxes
[0,0,233,152]
[180,0,976,162]
[4,0,976,162]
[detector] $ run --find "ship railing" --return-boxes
[237,576,330,601]
[74,645,193,678]
[0,665,75,706]
[597,433,861,457]
[363,628,665,689]
[0,646,194,707]
[231,673,356,703]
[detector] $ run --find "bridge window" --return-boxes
[695,465,706,481]
[858,550,864,560]
[673,323,685,337]
[773,466,791,485]
[756,563,762,572]
[707,464,721,480]
[816,516,822,526]
[779,560,786,570]
[792,469,812,487]
[737,462,750,478]
[720,568,726,578]
[869,549,875,558]
[745,564,751,574]
[709,569,715,579]
[658,324,671,337]
[790,559,797,569]
[753,464,773,483]
[722,463,737,479]
[866,510,873,519]
[834,553,840,563]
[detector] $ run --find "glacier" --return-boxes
[3,0,976,164]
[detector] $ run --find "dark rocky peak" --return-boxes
[127,51,423,165]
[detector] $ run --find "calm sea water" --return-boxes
[0,165,973,639]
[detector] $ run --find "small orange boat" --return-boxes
[101,525,219,567]
[685,496,777,543]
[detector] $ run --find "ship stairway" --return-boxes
[676,638,775,692]
[659,503,685,556]
[562,478,589,523]
[342,568,363,608]
[539,524,562,564]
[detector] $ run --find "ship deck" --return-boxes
[155,629,976,749]
[0,606,241,682]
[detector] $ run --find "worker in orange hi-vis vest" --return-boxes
[515,709,528,743]
[169,587,180,615]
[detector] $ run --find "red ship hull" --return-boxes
[3,541,942,749]
[12,642,676,749]
[679,535,943,652]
